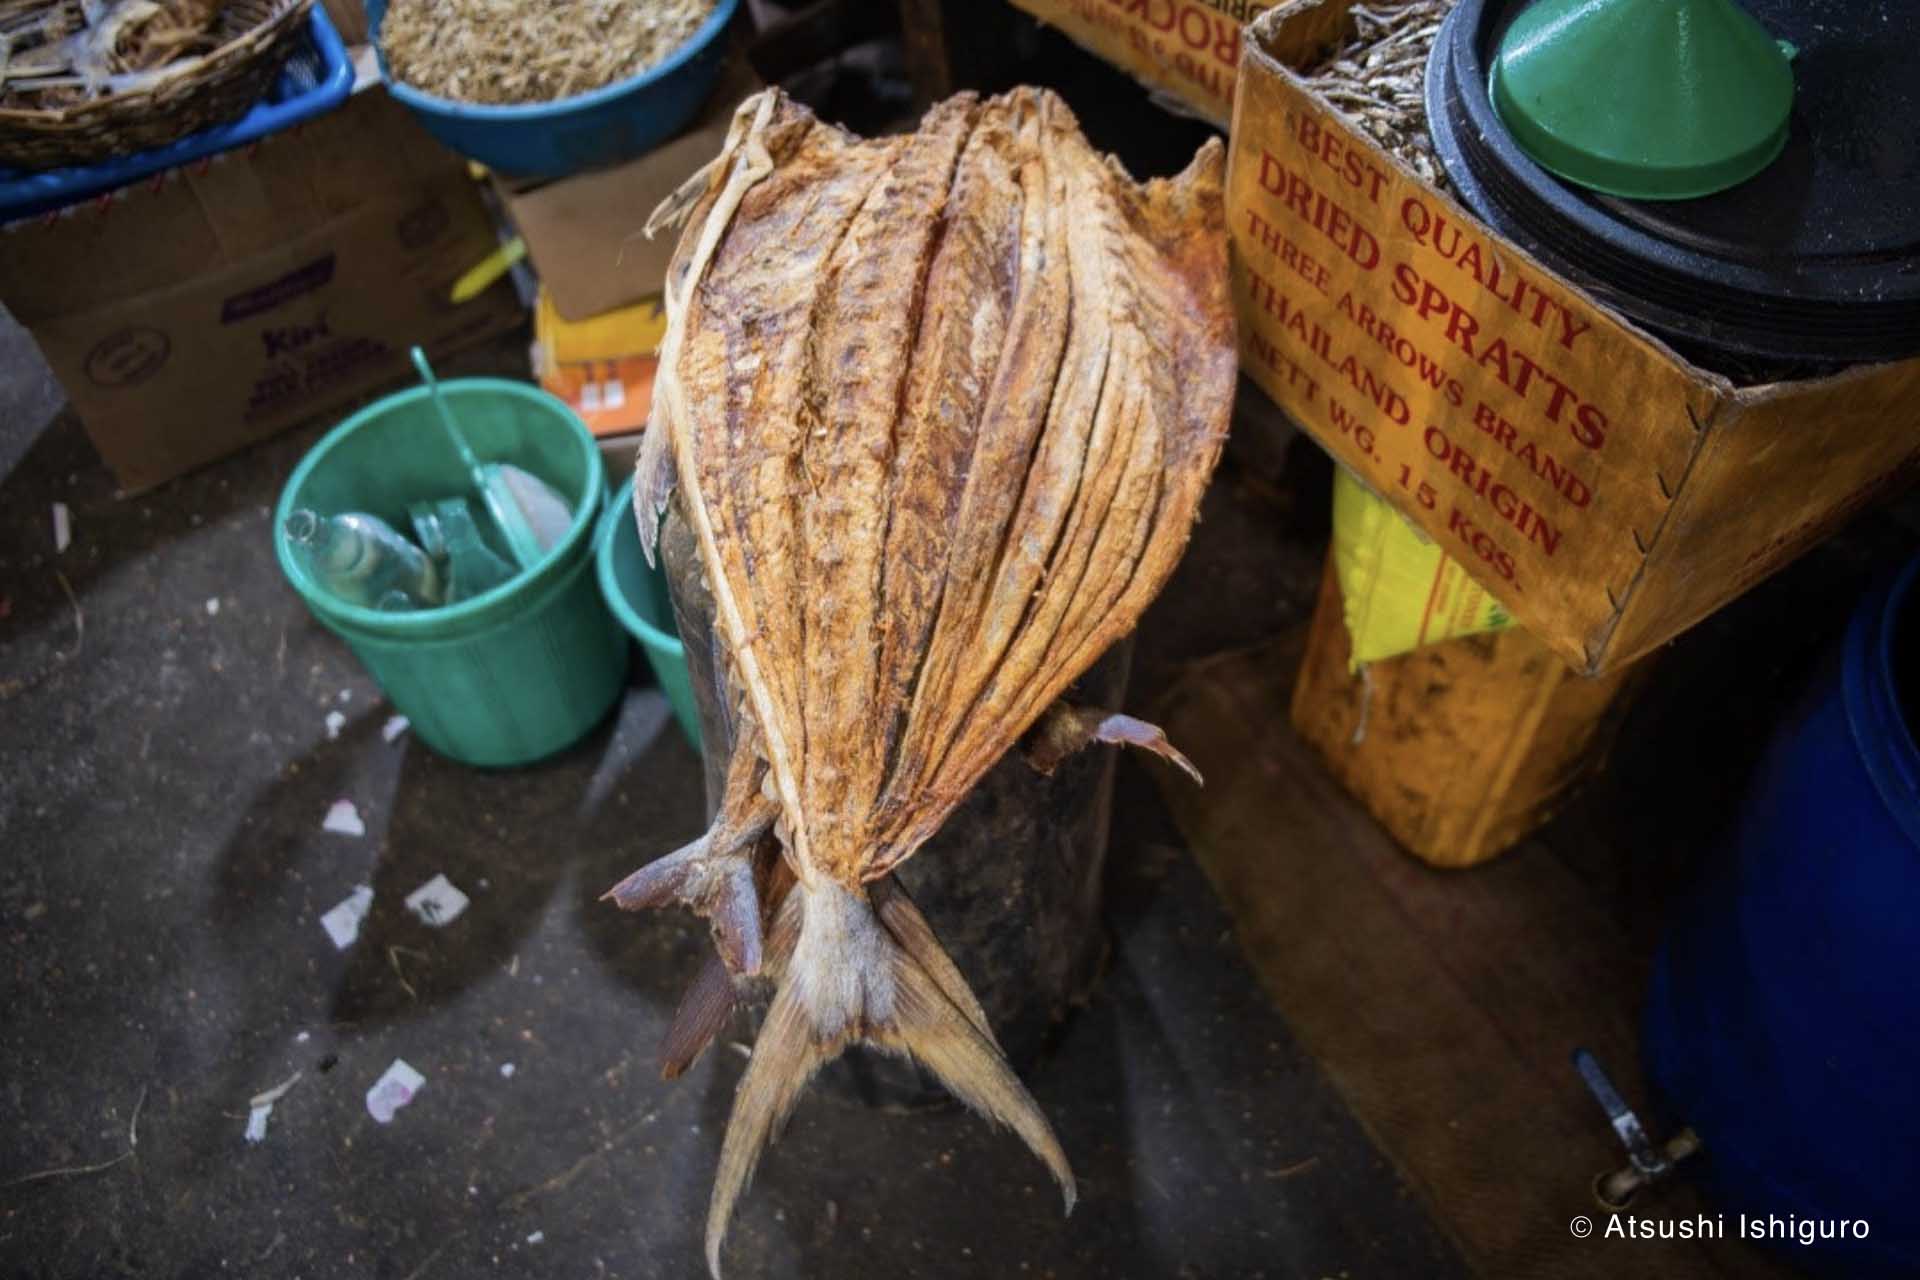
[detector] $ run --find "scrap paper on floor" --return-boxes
[404,874,470,927]
[320,885,374,950]
[366,1059,425,1124]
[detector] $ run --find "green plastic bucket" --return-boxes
[274,379,628,767]
[595,477,701,750]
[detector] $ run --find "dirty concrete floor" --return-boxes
[0,312,1464,1278]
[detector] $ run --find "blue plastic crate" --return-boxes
[0,7,354,223]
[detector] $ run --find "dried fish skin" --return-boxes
[872,99,1027,767]
[795,95,980,885]
[876,121,1234,867]
[624,86,1233,1278]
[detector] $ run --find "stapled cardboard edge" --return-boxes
[1241,0,1739,677]
[1601,356,1920,668]
[1008,0,1235,128]
[1572,385,1727,672]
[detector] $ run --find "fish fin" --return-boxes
[709,858,762,976]
[603,821,772,978]
[660,841,800,1083]
[1024,702,1203,786]
[661,949,738,1080]
[602,834,708,911]
[870,874,996,1045]
[705,882,1072,1278]
[879,937,1075,1215]
[704,957,838,1280]
[634,415,675,569]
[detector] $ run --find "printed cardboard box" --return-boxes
[1008,0,1277,125]
[1229,0,1920,673]
[0,83,523,493]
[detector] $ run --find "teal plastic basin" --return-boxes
[596,476,701,750]
[275,380,627,766]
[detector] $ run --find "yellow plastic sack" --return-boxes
[1331,467,1514,670]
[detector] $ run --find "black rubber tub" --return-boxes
[1426,0,1920,380]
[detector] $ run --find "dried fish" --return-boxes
[1301,0,1454,192]
[0,0,226,108]
[378,0,717,106]
[614,87,1234,1276]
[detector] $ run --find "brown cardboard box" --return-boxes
[495,62,758,322]
[0,83,524,494]
[1008,0,1277,125]
[1291,553,1643,867]
[1230,0,1920,674]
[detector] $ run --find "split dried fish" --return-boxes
[610,87,1234,1276]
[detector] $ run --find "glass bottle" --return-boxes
[438,499,516,602]
[284,510,443,610]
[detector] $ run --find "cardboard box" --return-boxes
[1008,0,1278,125]
[1292,554,1643,867]
[1230,0,1920,674]
[0,83,524,494]
[496,62,757,322]
[532,287,665,436]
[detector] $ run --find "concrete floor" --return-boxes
[0,313,1463,1277]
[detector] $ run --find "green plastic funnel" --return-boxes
[1490,0,1795,199]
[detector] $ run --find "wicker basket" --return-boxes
[0,0,315,172]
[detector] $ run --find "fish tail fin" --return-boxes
[660,948,738,1081]
[705,877,1073,1278]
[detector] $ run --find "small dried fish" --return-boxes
[1301,0,1454,191]
[379,0,717,106]
[616,87,1234,1276]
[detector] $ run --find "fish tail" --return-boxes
[705,877,1073,1278]
[660,948,737,1081]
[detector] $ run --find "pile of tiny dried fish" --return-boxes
[0,0,227,107]
[379,0,716,105]
[1302,0,1454,190]
[609,87,1235,1275]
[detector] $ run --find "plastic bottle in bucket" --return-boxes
[285,509,443,609]
[409,497,517,603]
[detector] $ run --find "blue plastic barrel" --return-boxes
[1644,554,1920,1278]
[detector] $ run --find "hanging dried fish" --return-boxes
[610,86,1235,1276]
